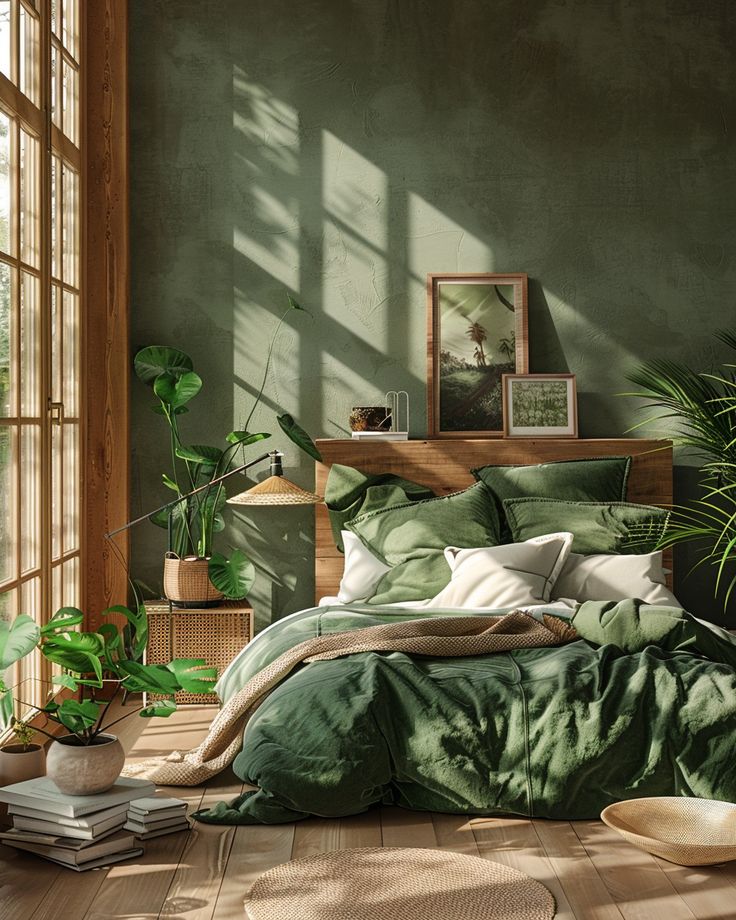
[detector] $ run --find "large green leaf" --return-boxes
[40,607,84,636]
[41,632,105,682]
[103,605,148,661]
[225,431,271,447]
[52,699,101,735]
[134,346,193,385]
[165,659,218,694]
[175,444,223,468]
[208,550,255,600]
[140,699,177,718]
[116,660,181,694]
[0,614,40,670]
[277,413,322,462]
[154,371,202,409]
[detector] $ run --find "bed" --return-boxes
[200,438,736,827]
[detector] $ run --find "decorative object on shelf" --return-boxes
[502,373,578,438]
[126,295,321,607]
[601,797,736,866]
[624,329,736,609]
[427,273,528,438]
[348,406,392,432]
[144,598,254,705]
[0,605,216,795]
[351,392,410,441]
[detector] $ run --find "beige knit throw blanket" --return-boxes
[122,611,577,786]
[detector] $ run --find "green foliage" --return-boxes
[625,328,736,608]
[134,292,320,598]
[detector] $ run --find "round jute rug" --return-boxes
[244,846,556,920]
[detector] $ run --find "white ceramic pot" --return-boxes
[0,743,46,785]
[46,733,125,796]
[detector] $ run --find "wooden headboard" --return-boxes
[314,438,673,603]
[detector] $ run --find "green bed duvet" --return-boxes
[197,600,736,825]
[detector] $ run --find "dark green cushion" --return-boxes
[503,498,670,555]
[346,482,501,604]
[324,463,435,552]
[472,457,632,540]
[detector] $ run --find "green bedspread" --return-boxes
[196,600,736,824]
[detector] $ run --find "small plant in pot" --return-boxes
[134,294,321,607]
[3,605,217,796]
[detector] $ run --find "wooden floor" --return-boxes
[1,706,735,920]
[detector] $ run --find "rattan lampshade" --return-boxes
[227,475,322,506]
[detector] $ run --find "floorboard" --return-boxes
[0,706,733,919]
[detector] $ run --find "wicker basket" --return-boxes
[601,797,736,866]
[163,554,224,607]
[144,599,254,704]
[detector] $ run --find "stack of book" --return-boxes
[0,776,155,871]
[125,796,190,839]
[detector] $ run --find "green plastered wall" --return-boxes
[130,0,736,626]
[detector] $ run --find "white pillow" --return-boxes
[552,550,681,606]
[336,531,391,603]
[424,532,573,610]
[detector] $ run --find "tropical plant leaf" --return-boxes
[225,431,271,447]
[42,632,105,683]
[287,293,307,312]
[165,659,218,693]
[0,689,13,732]
[161,473,180,492]
[104,605,148,661]
[116,660,181,694]
[40,607,84,635]
[175,444,223,468]
[154,371,202,409]
[140,699,178,718]
[0,614,39,670]
[208,550,255,600]
[277,413,322,461]
[134,346,193,385]
[52,699,101,735]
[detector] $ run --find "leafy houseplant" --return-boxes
[134,296,321,605]
[0,605,217,794]
[625,328,736,607]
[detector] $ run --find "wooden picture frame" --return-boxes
[502,373,578,438]
[427,273,528,438]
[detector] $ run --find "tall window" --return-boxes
[0,0,81,707]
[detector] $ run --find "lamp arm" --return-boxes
[105,450,274,539]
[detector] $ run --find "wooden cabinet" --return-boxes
[144,599,254,704]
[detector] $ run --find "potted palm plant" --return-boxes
[134,295,321,606]
[625,328,736,608]
[1,605,217,795]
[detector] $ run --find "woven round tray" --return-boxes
[244,846,555,920]
[601,797,736,866]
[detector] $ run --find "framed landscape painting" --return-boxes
[427,273,528,437]
[502,373,578,438]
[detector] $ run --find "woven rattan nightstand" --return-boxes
[144,599,254,704]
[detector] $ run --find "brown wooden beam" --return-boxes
[84,0,130,629]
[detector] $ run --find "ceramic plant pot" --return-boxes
[0,743,46,785]
[46,733,125,796]
[163,554,224,608]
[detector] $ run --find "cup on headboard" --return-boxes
[349,406,392,432]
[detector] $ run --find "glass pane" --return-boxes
[62,421,78,552]
[19,129,39,267]
[62,60,77,145]
[62,0,77,59]
[0,425,16,583]
[19,577,41,696]
[62,164,77,285]
[62,290,77,414]
[0,587,16,622]
[0,261,11,416]
[61,555,78,608]
[50,43,60,128]
[19,269,38,415]
[20,423,39,573]
[0,110,11,255]
[0,2,10,81]
[50,422,61,560]
[19,5,39,104]
[51,562,61,614]
[51,0,59,37]
[50,155,59,279]
[50,283,60,402]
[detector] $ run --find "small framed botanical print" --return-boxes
[427,273,528,438]
[502,373,578,438]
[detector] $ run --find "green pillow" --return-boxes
[324,463,435,552]
[472,457,632,540]
[503,498,669,555]
[346,482,501,605]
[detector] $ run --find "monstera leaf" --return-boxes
[208,550,255,600]
[165,659,218,694]
[40,607,84,636]
[0,614,39,670]
[154,371,202,409]
[42,632,105,683]
[134,346,193,385]
[53,699,101,735]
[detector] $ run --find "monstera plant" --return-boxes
[134,294,321,603]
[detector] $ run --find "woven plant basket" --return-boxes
[163,554,224,608]
[601,797,736,866]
